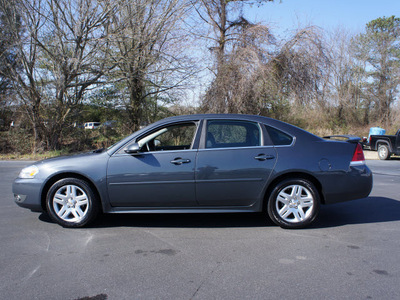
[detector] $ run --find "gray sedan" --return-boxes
[13,114,372,229]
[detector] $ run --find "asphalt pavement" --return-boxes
[1,159,400,300]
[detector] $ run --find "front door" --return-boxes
[107,122,198,207]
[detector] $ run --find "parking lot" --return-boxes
[1,159,400,300]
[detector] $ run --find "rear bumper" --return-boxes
[321,164,373,204]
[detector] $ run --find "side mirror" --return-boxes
[124,143,142,154]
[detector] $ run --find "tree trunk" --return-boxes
[128,76,146,131]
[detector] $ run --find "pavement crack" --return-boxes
[190,262,221,300]
[143,229,177,249]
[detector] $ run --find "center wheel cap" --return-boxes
[67,198,75,207]
[289,199,299,208]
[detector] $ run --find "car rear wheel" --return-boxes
[46,178,99,228]
[378,144,390,160]
[267,178,320,229]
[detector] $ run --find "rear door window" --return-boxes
[206,120,261,149]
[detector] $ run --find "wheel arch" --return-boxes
[41,172,102,212]
[376,140,392,152]
[263,172,325,209]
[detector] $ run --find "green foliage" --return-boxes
[352,16,400,126]
[366,16,400,35]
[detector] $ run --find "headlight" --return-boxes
[19,165,39,179]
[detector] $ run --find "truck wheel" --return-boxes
[378,144,390,160]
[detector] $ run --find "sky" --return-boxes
[247,0,400,36]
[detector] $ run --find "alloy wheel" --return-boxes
[275,184,314,223]
[52,184,89,223]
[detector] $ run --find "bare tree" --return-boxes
[0,1,22,126]
[0,0,46,152]
[35,0,114,149]
[324,28,368,126]
[106,0,195,131]
[1,0,114,151]
[0,3,21,100]
[272,27,330,108]
[202,21,275,114]
[201,23,330,122]
[194,0,274,113]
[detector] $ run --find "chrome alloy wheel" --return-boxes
[378,146,387,157]
[52,184,89,223]
[378,145,389,160]
[275,184,314,223]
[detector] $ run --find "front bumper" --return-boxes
[13,178,44,212]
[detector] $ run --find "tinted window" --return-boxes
[137,123,197,152]
[206,120,261,149]
[266,126,293,146]
[155,124,196,149]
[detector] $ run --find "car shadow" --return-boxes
[38,196,400,229]
[311,196,400,228]
[93,212,271,228]
[38,211,271,228]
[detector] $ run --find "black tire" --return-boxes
[267,178,320,229]
[46,178,100,228]
[377,144,390,160]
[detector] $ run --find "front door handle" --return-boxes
[255,154,275,161]
[170,158,191,165]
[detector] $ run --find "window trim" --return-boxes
[116,121,201,155]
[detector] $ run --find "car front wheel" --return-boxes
[46,178,99,228]
[267,178,320,229]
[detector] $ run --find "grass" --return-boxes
[0,150,70,161]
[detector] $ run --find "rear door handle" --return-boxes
[255,154,275,161]
[170,158,191,165]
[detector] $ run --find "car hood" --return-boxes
[30,150,110,180]
[34,149,108,165]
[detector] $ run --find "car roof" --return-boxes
[154,114,321,139]
[107,114,323,156]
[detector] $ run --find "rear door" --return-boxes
[195,119,277,207]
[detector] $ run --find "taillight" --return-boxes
[351,143,365,165]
